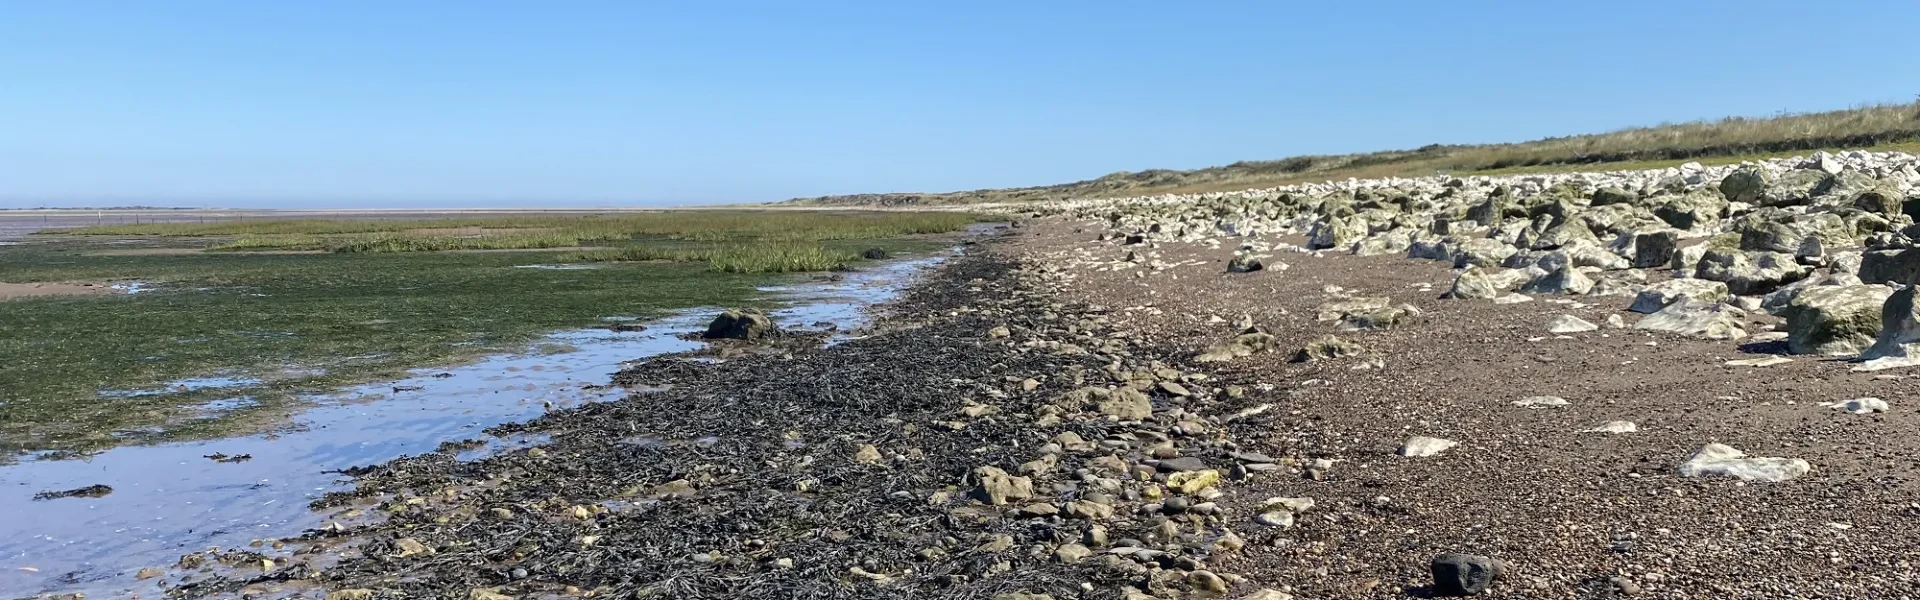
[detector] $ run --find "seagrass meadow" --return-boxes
[0,209,980,454]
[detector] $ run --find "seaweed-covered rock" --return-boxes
[1059,386,1154,421]
[1629,230,1679,269]
[1718,166,1770,204]
[1292,335,1363,362]
[1528,218,1601,250]
[1653,192,1727,230]
[1852,186,1907,216]
[1782,285,1892,355]
[1757,169,1834,207]
[1307,215,1364,250]
[1315,297,1390,322]
[1823,169,1882,203]
[1226,255,1265,273]
[1465,197,1514,226]
[1591,187,1637,206]
[1195,331,1278,362]
[1337,304,1421,331]
[1860,249,1920,285]
[704,309,778,341]
[1762,270,1865,314]
[1737,218,1808,254]
[1352,231,1414,257]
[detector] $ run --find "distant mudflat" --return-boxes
[0,281,119,300]
[0,208,685,241]
[79,246,617,256]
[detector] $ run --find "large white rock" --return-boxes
[1450,238,1519,268]
[1832,397,1889,414]
[1261,497,1316,513]
[1725,355,1793,367]
[1629,279,1730,314]
[1546,315,1598,333]
[1761,271,1865,314]
[1513,396,1570,408]
[1399,436,1458,457]
[1493,268,1538,290]
[1633,297,1748,340]
[1781,285,1892,355]
[1678,443,1810,482]
[1585,420,1638,433]
[1519,265,1595,295]
[1670,244,1709,271]
[1696,249,1811,296]
[1444,267,1502,300]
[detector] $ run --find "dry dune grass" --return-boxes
[791,101,1920,205]
[1446,102,1920,170]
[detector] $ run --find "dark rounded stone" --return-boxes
[1161,497,1190,514]
[1431,553,1503,596]
[1155,456,1207,472]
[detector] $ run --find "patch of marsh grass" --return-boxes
[556,243,862,273]
[329,232,588,253]
[0,228,966,455]
[0,245,770,455]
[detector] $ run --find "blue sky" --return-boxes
[2,1,1917,208]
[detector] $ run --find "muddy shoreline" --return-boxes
[1,252,966,599]
[163,239,1292,599]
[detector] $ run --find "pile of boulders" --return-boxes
[1045,150,1920,366]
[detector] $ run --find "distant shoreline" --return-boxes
[0,204,978,217]
[0,207,725,216]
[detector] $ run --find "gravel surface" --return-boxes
[1005,217,1920,598]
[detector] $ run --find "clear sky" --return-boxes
[3,1,1917,209]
